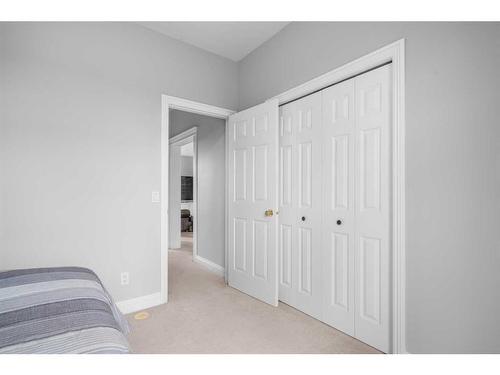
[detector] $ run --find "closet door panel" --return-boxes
[278,92,323,320]
[278,105,295,305]
[321,79,356,336]
[354,64,391,353]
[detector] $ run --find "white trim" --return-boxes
[193,255,225,277]
[169,126,197,144]
[391,39,407,355]
[160,95,169,304]
[192,136,198,260]
[273,40,400,105]
[224,120,229,284]
[116,292,162,315]
[271,39,406,354]
[161,95,234,307]
[170,128,198,258]
[165,95,235,119]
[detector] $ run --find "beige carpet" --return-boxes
[126,236,380,354]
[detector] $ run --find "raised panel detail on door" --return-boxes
[332,232,349,309]
[233,218,247,272]
[253,220,269,280]
[332,135,349,210]
[298,227,312,295]
[299,108,313,131]
[253,145,268,202]
[280,115,292,137]
[234,121,247,140]
[233,149,247,201]
[279,224,292,287]
[253,115,269,136]
[360,128,381,211]
[359,236,381,324]
[360,84,382,117]
[332,96,350,123]
[299,142,312,208]
[280,145,292,207]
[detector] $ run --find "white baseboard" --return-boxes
[116,292,163,315]
[193,255,224,277]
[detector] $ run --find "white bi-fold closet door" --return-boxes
[278,64,392,353]
[278,92,323,321]
[226,65,391,352]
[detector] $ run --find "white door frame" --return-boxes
[169,127,198,254]
[270,39,406,354]
[160,38,405,353]
[161,95,235,304]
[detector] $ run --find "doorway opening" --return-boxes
[161,98,234,307]
[179,141,195,255]
[164,105,231,306]
[168,127,197,259]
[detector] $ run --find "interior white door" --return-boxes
[227,99,279,306]
[321,78,356,336]
[278,92,323,320]
[353,64,391,353]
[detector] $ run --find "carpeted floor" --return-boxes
[126,235,380,354]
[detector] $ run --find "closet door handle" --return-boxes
[301,216,306,222]
[336,219,342,225]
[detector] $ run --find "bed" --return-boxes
[0,267,130,354]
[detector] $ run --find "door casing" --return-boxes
[160,96,235,305]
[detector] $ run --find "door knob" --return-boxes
[301,216,306,221]
[336,220,342,225]
[264,209,274,217]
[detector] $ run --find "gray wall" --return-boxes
[169,110,226,267]
[238,22,500,353]
[0,22,238,302]
[2,21,499,353]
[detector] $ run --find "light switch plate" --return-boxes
[151,191,160,203]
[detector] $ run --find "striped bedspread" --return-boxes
[0,267,130,354]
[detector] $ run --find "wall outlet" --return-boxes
[120,272,129,286]
[151,191,160,203]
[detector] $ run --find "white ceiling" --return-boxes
[138,22,290,62]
